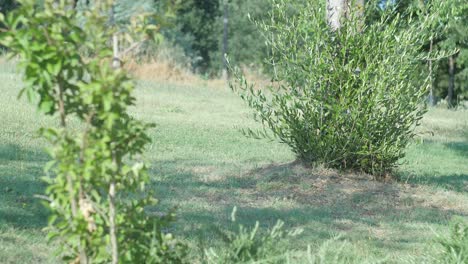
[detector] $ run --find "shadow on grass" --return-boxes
[444,141,468,158]
[398,140,468,193]
[0,143,49,229]
[438,136,468,192]
[407,173,468,193]
[149,159,466,251]
[0,143,49,162]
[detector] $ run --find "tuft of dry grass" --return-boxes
[125,58,275,91]
[124,58,231,90]
[126,59,199,84]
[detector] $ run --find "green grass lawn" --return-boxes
[0,63,467,263]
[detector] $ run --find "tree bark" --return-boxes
[112,34,121,69]
[58,78,88,264]
[327,0,348,30]
[109,6,119,264]
[109,180,118,264]
[448,55,455,107]
[428,38,436,106]
[327,0,364,30]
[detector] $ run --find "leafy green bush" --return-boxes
[231,0,442,175]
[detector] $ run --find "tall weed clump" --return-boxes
[204,208,302,263]
[437,217,468,263]
[231,0,443,175]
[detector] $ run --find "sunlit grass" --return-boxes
[0,70,467,263]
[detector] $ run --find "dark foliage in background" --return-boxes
[165,0,271,75]
[0,0,18,13]
[173,0,220,73]
[366,0,468,103]
[0,0,18,29]
[1,0,466,100]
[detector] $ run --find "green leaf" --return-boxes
[39,99,55,114]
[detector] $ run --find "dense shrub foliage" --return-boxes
[231,0,446,175]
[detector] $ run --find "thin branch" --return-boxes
[109,12,120,263]
[109,180,118,264]
[33,194,53,202]
[120,40,144,58]
[57,76,88,264]
[79,112,94,200]
[57,78,67,128]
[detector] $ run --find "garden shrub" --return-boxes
[231,0,443,175]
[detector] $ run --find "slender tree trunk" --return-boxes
[428,38,436,106]
[109,180,118,264]
[67,4,89,264]
[58,78,88,264]
[109,63,119,263]
[222,1,228,80]
[109,5,119,264]
[327,0,364,30]
[112,33,121,69]
[327,0,348,30]
[448,55,455,107]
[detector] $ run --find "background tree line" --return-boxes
[1,0,466,104]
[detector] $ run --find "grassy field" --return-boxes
[0,61,467,263]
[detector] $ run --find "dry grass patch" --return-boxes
[125,59,229,90]
[241,161,467,222]
[126,59,198,83]
[126,59,275,91]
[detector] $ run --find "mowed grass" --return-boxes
[0,61,467,263]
